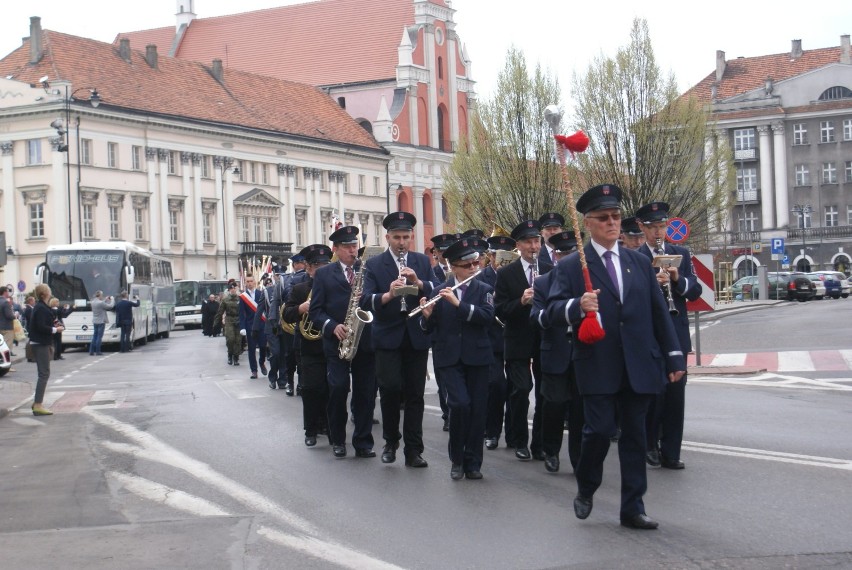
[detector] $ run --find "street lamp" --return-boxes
[49,84,101,243]
[217,158,240,278]
[791,203,812,272]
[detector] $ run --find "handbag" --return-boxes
[13,318,27,342]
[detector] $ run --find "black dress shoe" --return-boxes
[515,447,531,461]
[250,372,258,379]
[268,379,276,389]
[465,470,483,480]
[573,494,593,519]
[405,454,428,468]
[381,442,398,464]
[544,455,560,473]
[485,437,498,450]
[305,435,317,447]
[661,457,685,470]
[228,355,233,365]
[620,513,659,530]
[233,357,239,366]
[259,363,268,376]
[355,448,376,458]
[532,449,547,461]
[332,444,347,458]
[284,384,294,396]
[442,417,450,432]
[450,463,464,480]
[646,449,661,467]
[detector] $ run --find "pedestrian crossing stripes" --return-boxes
[688,350,852,372]
[36,390,132,413]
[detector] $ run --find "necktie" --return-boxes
[551,249,557,265]
[602,251,620,296]
[458,283,468,298]
[346,266,354,285]
[528,265,534,286]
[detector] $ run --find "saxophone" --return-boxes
[338,260,374,361]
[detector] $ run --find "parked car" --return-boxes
[777,272,816,302]
[728,275,758,300]
[727,273,790,300]
[0,334,11,377]
[809,271,849,299]
[805,273,828,299]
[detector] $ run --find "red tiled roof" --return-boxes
[0,29,384,152]
[117,0,421,86]
[683,45,844,104]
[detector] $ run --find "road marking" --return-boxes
[690,372,852,391]
[681,441,852,471]
[709,353,746,366]
[777,351,815,372]
[109,471,230,516]
[87,410,403,570]
[840,350,852,369]
[214,379,268,400]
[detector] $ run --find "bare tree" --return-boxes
[444,48,567,232]
[570,18,731,249]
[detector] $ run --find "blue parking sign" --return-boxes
[771,238,785,254]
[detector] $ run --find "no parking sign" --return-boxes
[666,218,690,243]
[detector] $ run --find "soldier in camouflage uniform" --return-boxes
[215,279,243,365]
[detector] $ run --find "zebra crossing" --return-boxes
[688,350,852,372]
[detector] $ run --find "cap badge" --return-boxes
[462,240,468,247]
[651,204,658,211]
[398,212,404,219]
[602,187,611,195]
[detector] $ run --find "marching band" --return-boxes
[218,187,696,529]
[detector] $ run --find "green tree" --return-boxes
[570,18,731,249]
[444,48,568,232]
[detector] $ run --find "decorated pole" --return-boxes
[543,105,604,344]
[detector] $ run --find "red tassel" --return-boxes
[577,311,605,344]
[555,130,590,157]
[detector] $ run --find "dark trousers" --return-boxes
[246,334,267,374]
[484,354,509,440]
[265,333,282,385]
[505,358,543,452]
[576,387,653,518]
[282,333,296,387]
[32,343,53,404]
[375,344,429,457]
[541,370,584,469]
[119,323,133,352]
[646,374,687,461]
[53,332,63,359]
[90,323,105,354]
[326,350,377,450]
[432,344,448,420]
[300,351,328,437]
[442,363,489,471]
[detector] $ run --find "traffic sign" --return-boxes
[752,242,762,253]
[667,218,690,243]
[782,254,789,264]
[770,238,785,254]
[685,254,714,312]
[17,280,25,292]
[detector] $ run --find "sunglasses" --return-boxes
[452,261,479,270]
[586,212,622,222]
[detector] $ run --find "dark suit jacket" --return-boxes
[432,264,447,283]
[282,278,323,356]
[494,257,552,360]
[113,299,140,325]
[239,288,264,332]
[251,285,277,337]
[545,242,684,396]
[637,242,702,353]
[361,250,437,351]
[477,264,503,354]
[310,261,373,358]
[538,245,557,269]
[530,270,572,375]
[420,277,494,368]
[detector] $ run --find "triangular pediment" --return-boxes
[234,188,283,207]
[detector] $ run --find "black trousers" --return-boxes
[300,351,328,437]
[442,363,489,471]
[484,354,509,440]
[246,334,267,374]
[326,350,377,450]
[281,333,296,387]
[375,343,429,457]
[541,370,584,469]
[265,332,282,385]
[646,373,687,461]
[576,387,653,518]
[505,357,543,452]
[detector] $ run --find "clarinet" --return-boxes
[397,252,408,313]
[655,238,679,316]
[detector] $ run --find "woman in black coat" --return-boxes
[28,284,64,415]
[49,298,73,360]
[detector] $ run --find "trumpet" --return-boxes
[654,238,679,316]
[299,290,323,341]
[407,271,481,318]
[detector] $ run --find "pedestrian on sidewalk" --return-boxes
[28,284,64,416]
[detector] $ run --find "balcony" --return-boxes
[730,231,761,244]
[787,226,852,240]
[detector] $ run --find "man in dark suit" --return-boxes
[361,211,438,468]
[309,226,377,459]
[545,184,685,530]
[636,201,703,470]
[494,220,552,461]
[620,216,646,250]
[282,245,329,447]
[252,274,282,390]
[530,230,584,473]
[538,212,565,267]
[481,235,515,450]
[239,274,267,379]
[418,237,494,480]
[113,291,140,353]
[275,255,307,395]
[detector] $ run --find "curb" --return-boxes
[688,366,766,376]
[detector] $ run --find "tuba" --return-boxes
[299,290,323,341]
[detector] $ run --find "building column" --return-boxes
[447,28,459,145]
[225,167,237,264]
[337,171,346,226]
[431,188,444,236]
[213,157,226,260]
[424,23,438,148]
[286,166,297,244]
[181,152,195,251]
[146,147,160,250]
[408,87,419,146]
[191,154,204,252]
[772,122,789,227]
[413,186,425,252]
[157,149,171,251]
[276,164,289,244]
[757,125,775,229]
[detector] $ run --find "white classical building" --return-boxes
[0,18,390,288]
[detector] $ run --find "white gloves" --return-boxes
[239,329,246,336]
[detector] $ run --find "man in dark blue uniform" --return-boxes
[620,216,646,250]
[530,230,584,474]
[418,237,494,480]
[309,226,377,459]
[361,211,437,468]
[636,201,702,470]
[494,220,552,461]
[538,212,565,267]
[546,184,685,530]
[277,254,307,395]
[252,274,281,389]
[239,274,267,379]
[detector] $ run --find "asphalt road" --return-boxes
[1,302,851,569]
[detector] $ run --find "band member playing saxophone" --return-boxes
[361,212,438,468]
[418,237,494,480]
[309,226,377,459]
[635,201,702,471]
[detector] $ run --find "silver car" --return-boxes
[0,334,11,377]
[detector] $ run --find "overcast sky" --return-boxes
[2,0,850,116]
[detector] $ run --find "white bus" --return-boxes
[35,242,175,348]
[174,279,228,328]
